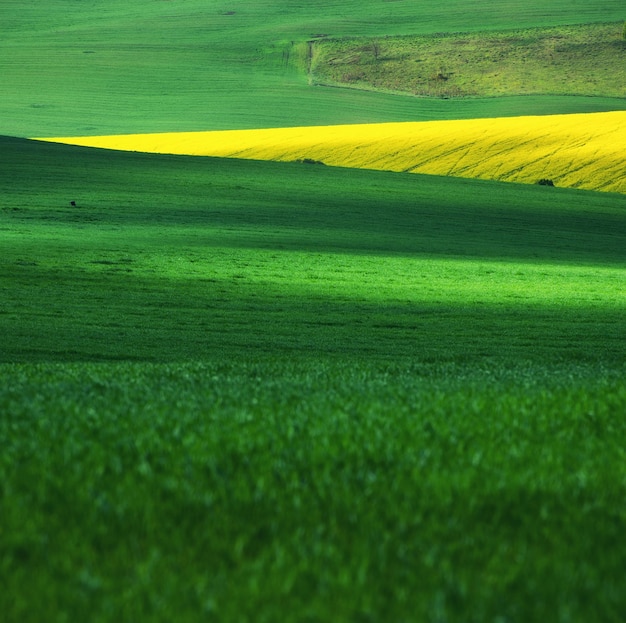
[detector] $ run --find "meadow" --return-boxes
[3,136,626,364]
[2,136,626,621]
[2,0,626,621]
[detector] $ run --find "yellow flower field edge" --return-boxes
[36,111,626,193]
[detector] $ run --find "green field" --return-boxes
[3,136,625,364]
[2,0,626,135]
[2,359,626,622]
[2,1,626,621]
[2,136,626,621]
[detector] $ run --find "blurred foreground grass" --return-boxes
[1,360,626,622]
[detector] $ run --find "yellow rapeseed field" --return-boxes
[38,111,626,193]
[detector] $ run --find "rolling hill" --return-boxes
[38,111,626,193]
[2,1,626,621]
[3,133,625,363]
[2,134,626,622]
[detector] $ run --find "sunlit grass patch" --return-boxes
[37,111,626,193]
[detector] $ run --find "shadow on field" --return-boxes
[2,137,625,363]
[1,265,624,364]
[2,137,625,267]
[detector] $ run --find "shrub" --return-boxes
[298,158,325,165]
[537,178,555,186]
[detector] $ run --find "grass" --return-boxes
[39,110,626,193]
[3,0,626,620]
[2,359,626,622]
[3,1,626,136]
[2,135,625,363]
[2,137,626,620]
[311,22,626,98]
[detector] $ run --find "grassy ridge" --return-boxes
[3,0,626,136]
[41,111,626,193]
[2,138,626,620]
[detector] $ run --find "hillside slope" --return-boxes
[2,134,625,365]
[2,135,626,623]
[39,111,626,193]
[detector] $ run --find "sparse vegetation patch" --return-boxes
[311,22,626,98]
